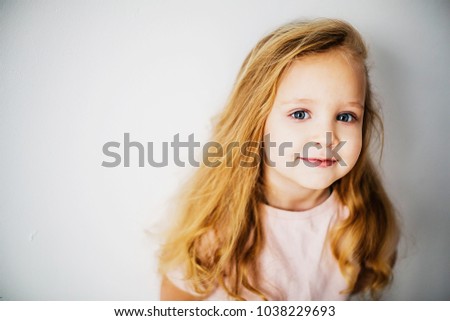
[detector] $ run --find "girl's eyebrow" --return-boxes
[280,98,364,109]
[344,102,364,109]
[279,98,315,106]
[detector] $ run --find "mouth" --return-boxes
[299,157,337,167]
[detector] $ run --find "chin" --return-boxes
[290,179,333,191]
[301,182,334,191]
[293,175,339,191]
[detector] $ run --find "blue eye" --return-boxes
[291,110,310,120]
[337,113,357,122]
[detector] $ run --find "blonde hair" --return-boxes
[159,18,399,300]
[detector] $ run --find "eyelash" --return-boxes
[290,110,358,123]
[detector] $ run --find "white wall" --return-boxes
[1,0,449,300]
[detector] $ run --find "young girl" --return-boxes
[158,18,399,300]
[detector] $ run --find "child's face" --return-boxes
[263,50,365,192]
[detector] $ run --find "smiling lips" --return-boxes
[300,157,337,167]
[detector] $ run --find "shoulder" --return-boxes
[160,275,204,300]
[161,229,220,300]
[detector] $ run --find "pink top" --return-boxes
[166,189,350,300]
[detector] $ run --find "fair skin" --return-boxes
[161,49,366,300]
[263,49,365,211]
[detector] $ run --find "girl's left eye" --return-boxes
[337,113,357,122]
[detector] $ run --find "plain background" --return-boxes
[1,0,449,300]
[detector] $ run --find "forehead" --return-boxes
[275,50,366,105]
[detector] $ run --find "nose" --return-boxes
[310,120,340,149]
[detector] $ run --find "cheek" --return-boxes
[342,134,362,167]
[264,128,306,160]
[264,117,293,153]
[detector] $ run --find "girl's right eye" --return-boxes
[290,110,310,120]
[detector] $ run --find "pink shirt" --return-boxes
[166,189,349,300]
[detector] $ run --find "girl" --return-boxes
[158,18,399,300]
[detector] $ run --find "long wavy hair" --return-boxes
[159,18,399,300]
